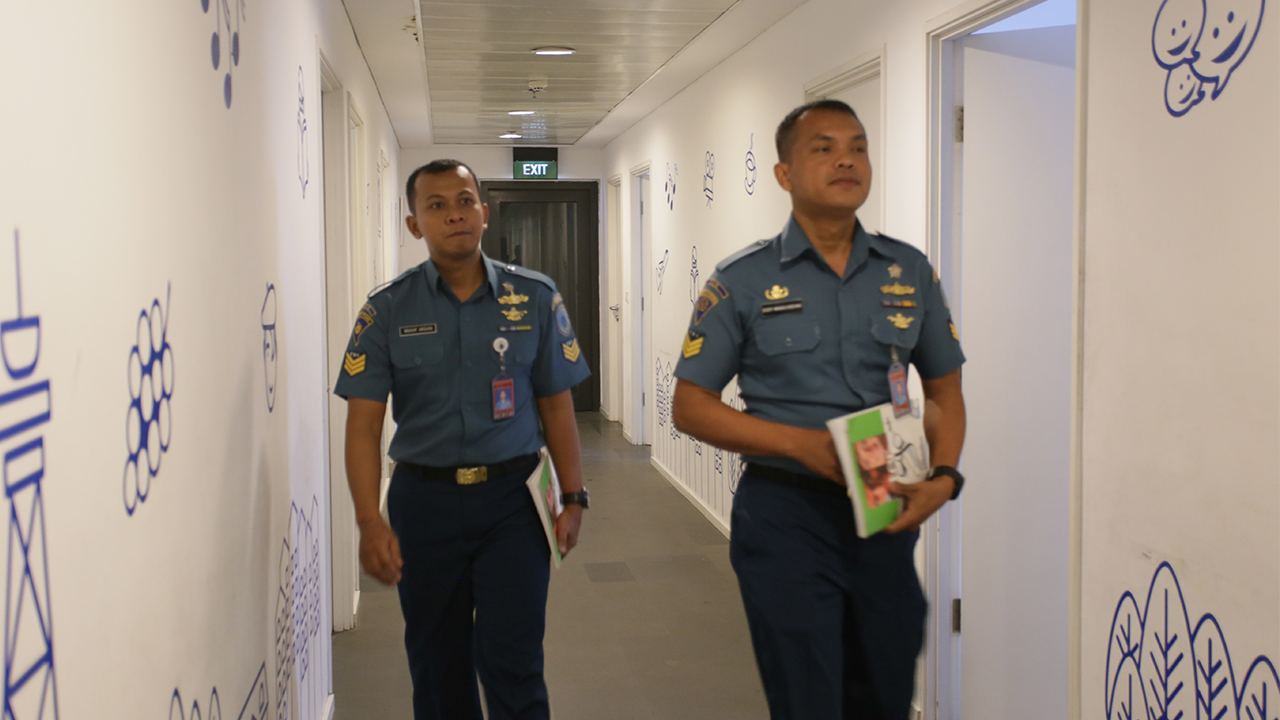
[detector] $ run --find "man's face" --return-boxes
[405,167,488,261]
[774,109,872,217]
[854,435,888,471]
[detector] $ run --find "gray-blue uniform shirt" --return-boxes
[334,255,591,466]
[674,216,965,476]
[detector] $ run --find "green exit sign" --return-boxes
[515,161,557,179]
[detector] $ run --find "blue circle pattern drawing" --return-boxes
[665,163,677,210]
[1105,561,1278,720]
[261,283,277,412]
[703,152,715,206]
[202,0,246,108]
[1,229,61,720]
[1152,0,1265,117]
[123,283,174,516]
[744,134,757,196]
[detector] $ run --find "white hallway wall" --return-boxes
[0,0,398,717]
[602,0,1280,714]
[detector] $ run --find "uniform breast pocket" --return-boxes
[390,335,444,369]
[870,311,923,352]
[754,320,822,357]
[508,335,539,369]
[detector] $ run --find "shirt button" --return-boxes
[415,357,422,365]
[784,338,793,347]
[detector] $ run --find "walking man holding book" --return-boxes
[336,159,592,720]
[672,100,968,719]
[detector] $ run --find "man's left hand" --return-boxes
[883,476,955,534]
[555,504,584,557]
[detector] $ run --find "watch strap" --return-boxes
[561,490,590,509]
[928,465,965,501]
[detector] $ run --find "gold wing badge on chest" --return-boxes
[880,283,916,296]
[499,282,529,305]
[501,308,528,322]
[886,313,915,330]
[764,285,789,300]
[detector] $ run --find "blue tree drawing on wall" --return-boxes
[689,247,699,304]
[296,67,308,198]
[1,230,59,720]
[1105,562,1280,720]
[201,0,246,108]
[123,283,174,515]
[260,284,277,412]
[1152,0,1266,117]
[665,163,677,210]
[655,250,669,295]
[703,152,714,206]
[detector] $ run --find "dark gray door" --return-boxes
[480,181,599,412]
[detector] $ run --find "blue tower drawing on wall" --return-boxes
[122,284,174,515]
[702,152,714,206]
[260,284,277,413]
[0,230,59,720]
[276,498,322,720]
[1105,561,1279,720]
[744,134,757,196]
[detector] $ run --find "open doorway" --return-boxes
[925,0,1080,717]
[625,166,652,446]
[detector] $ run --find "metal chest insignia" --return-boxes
[888,264,903,279]
[502,308,528,322]
[499,282,529,306]
[887,313,915,330]
[682,330,705,358]
[764,285,789,300]
[562,339,581,362]
[343,352,367,376]
[880,283,916,296]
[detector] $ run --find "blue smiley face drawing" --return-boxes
[1165,66,1207,115]
[1191,0,1265,98]
[1153,0,1207,68]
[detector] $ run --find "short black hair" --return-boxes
[774,99,860,163]
[405,159,479,213]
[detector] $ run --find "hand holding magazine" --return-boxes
[826,401,931,538]
[525,446,564,568]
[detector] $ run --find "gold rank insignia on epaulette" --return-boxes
[343,352,367,376]
[502,308,528,322]
[682,330,705,358]
[562,339,581,362]
[950,322,959,340]
[887,313,915,330]
[880,283,916,296]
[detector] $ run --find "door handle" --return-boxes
[609,304,620,320]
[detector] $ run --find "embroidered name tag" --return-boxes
[399,324,437,337]
[761,299,804,316]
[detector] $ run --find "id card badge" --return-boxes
[888,346,911,418]
[492,337,515,420]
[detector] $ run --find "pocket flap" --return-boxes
[755,321,821,356]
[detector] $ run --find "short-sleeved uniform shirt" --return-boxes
[675,216,964,476]
[334,255,591,467]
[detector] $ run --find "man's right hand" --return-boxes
[358,518,403,585]
[790,427,844,484]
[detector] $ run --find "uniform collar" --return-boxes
[779,215,888,271]
[422,254,500,299]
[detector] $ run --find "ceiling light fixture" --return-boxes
[500,133,523,139]
[508,110,537,116]
[533,47,575,56]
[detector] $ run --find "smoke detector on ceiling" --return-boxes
[527,76,549,98]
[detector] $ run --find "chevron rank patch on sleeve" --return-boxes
[682,330,705,358]
[562,339,581,363]
[343,352,367,376]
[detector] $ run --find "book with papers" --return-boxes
[525,446,564,568]
[826,401,931,538]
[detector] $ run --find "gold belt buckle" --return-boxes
[455,466,488,485]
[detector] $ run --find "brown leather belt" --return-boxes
[744,462,848,499]
[399,454,539,485]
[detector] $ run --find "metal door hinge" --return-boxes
[642,392,646,406]
[951,598,962,633]
[955,106,964,143]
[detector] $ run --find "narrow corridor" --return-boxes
[332,413,769,719]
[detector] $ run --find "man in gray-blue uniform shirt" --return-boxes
[336,160,591,720]
[673,100,968,720]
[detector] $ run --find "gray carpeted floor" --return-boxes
[331,412,767,719]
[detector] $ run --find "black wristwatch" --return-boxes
[561,490,590,510]
[927,466,965,500]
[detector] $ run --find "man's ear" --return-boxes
[405,213,424,239]
[774,162,792,192]
[481,202,490,231]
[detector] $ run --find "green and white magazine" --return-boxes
[525,446,564,568]
[826,401,930,538]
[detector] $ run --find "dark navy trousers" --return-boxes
[729,472,927,720]
[387,458,551,720]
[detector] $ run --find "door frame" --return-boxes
[923,0,1088,717]
[604,176,624,422]
[626,163,652,446]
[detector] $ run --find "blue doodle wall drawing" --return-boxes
[170,662,269,720]
[297,67,308,198]
[702,152,715,206]
[260,284,277,412]
[1152,0,1265,116]
[655,250,669,295]
[276,498,322,720]
[1,230,59,720]
[689,247,699,304]
[123,283,174,515]
[665,163,678,210]
[1105,561,1279,720]
[201,0,246,108]
[744,134,757,196]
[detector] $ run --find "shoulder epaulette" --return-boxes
[871,232,927,260]
[366,265,420,299]
[502,263,558,291]
[715,238,772,272]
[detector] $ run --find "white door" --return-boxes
[827,76,882,235]
[958,23,1075,719]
